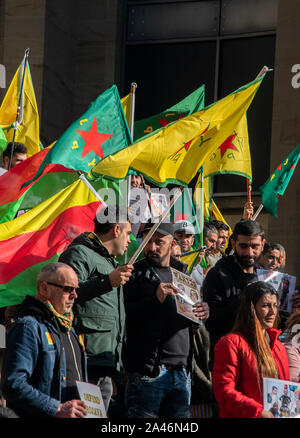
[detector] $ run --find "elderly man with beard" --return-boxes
[202,220,265,355]
[122,221,209,418]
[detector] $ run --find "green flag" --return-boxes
[259,144,300,216]
[24,85,132,187]
[133,85,205,140]
[0,126,7,154]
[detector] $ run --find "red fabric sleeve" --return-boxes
[213,335,263,418]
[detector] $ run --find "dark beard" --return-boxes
[146,252,167,267]
[235,252,258,268]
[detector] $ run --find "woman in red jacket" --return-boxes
[213,281,290,418]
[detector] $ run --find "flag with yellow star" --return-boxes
[25,85,132,184]
[203,113,252,181]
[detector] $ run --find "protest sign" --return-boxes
[263,377,300,418]
[257,269,297,313]
[76,381,106,418]
[171,267,201,324]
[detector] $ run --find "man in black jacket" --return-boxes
[203,220,265,354]
[123,221,209,418]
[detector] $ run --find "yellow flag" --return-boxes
[91,76,263,186]
[203,114,252,181]
[121,93,132,127]
[194,172,232,242]
[0,57,40,157]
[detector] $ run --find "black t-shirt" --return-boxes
[152,265,191,368]
[60,329,84,402]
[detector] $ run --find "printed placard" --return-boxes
[76,381,106,418]
[257,269,297,313]
[263,377,300,418]
[171,267,201,324]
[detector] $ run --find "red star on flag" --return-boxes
[158,113,185,127]
[218,134,238,158]
[173,212,190,223]
[76,116,113,159]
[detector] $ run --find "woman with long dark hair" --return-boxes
[212,281,290,418]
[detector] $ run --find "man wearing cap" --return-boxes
[174,220,197,254]
[123,220,209,418]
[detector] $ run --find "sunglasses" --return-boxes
[46,282,80,294]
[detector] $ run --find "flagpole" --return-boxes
[252,203,264,221]
[78,172,107,206]
[128,187,184,265]
[127,82,137,209]
[9,48,30,170]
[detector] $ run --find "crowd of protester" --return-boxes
[0,147,299,419]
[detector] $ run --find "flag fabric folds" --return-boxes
[26,85,132,186]
[121,93,132,126]
[91,76,263,187]
[203,114,252,181]
[0,147,77,223]
[0,178,106,307]
[259,144,300,217]
[133,85,205,140]
[0,55,40,156]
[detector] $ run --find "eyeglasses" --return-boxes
[46,282,80,294]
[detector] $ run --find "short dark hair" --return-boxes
[3,142,27,159]
[232,220,264,241]
[94,205,130,235]
[210,219,230,232]
[262,242,282,255]
[203,222,218,239]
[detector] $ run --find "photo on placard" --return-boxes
[263,378,300,418]
[171,267,201,324]
[257,269,297,313]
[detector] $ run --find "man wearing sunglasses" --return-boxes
[59,205,133,416]
[1,262,88,418]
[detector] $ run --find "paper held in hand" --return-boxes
[171,267,202,324]
[263,377,300,418]
[257,269,296,313]
[76,381,106,418]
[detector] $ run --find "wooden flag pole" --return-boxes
[128,186,184,265]
[127,82,137,209]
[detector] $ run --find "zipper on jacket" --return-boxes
[67,332,81,381]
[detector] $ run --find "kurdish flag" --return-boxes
[203,114,252,181]
[90,76,263,187]
[259,144,300,217]
[170,187,201,271]
[0,178,105,307]
[134,85,205,140]
[25,84,132,186]
[0,53,40,156]
[0,147,77,223]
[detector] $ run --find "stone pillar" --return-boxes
[268,0,300,277]
[0,0,46,116]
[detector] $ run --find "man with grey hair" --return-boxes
[59,205,133,415]
[1,262,87,418]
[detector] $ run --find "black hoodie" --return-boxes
[202,255,257,348]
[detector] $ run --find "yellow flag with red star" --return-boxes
[91,77,262,187]
[203,114,252,181]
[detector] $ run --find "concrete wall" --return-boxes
[0,0,46,115]
[267,0,300,277]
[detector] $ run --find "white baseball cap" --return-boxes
[173,220,196,235]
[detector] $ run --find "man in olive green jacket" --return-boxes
[59,206,133,414]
